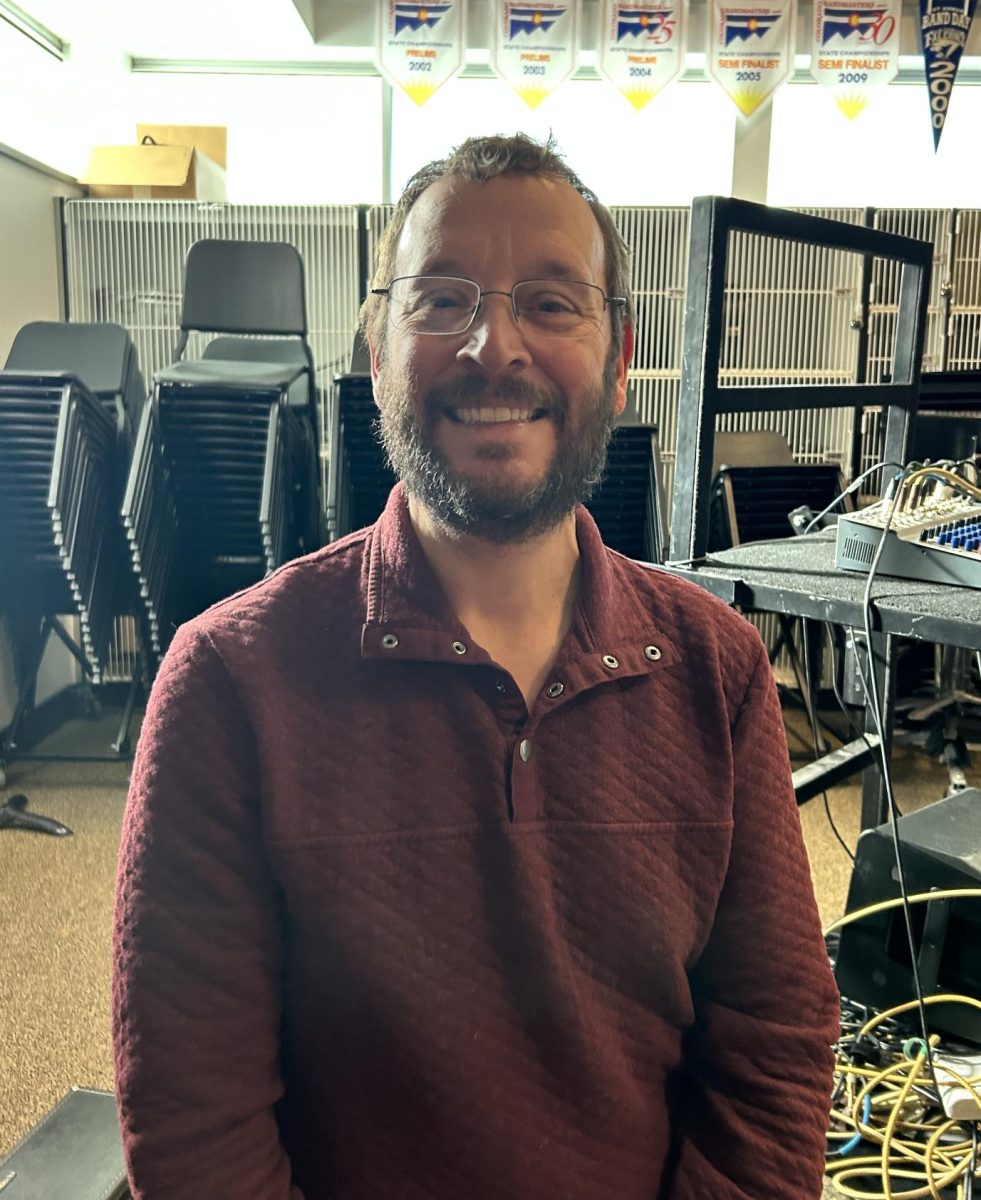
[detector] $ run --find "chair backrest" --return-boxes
[179,239,309,340]
[5,321,134,395]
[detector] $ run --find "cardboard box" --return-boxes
[81,125,226,200]
[137,123,227,169]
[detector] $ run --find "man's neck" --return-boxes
[408,496,582,706]
[407,496,582,641]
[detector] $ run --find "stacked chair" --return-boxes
[0,322,146,819]
[124,239,323,662]
[325,371,396,543]
[587,408,668,564]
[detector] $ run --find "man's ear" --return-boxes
[612,322,635,418]
[368,339,382,386]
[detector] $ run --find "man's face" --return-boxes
[370,173,630,543]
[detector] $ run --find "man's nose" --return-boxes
[457,293,533,373]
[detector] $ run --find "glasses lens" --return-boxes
[513,280,605,338]
[388,276,479,335]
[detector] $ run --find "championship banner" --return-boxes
[919,0,977,149]
[707,0,796,119]
[376,1,466,106]
[810,0,901,119]
[598,1,688,110]
[490,1,582,109]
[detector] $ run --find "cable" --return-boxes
[799,614,856,861]
[803,460,907,535]
[857,464,938,1099]
[823,888,981,937]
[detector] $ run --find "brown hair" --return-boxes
[360,132,634,358]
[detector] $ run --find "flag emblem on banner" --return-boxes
[723,10,783,42]
[395,3,453,33]
[819,5,891,41]
[616,9,674,39]
[509,6,566,37]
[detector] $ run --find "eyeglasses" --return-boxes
[372,275,627,339]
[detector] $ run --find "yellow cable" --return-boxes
[824,889,981,937]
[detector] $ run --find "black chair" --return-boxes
[0,322,148,814]
[325,373,394,543]
[589,404,668,564]
[5,320,146,451]
[124,239,323,658]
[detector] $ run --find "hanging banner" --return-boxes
[810,0,901,118]
[376,1,466,106]
[707,0,796,119]
[490,1,582,109]
[598,1,688,110]
[919,0,977,149]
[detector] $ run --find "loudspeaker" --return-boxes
[834,789,981,1045]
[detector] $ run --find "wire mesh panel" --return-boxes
[867,208,950,381]
[718,208,867,472]
[949,210,981,371]
[861,209,954,479]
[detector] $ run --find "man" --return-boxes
[113,133,839,1200]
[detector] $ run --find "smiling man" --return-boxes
[113,134,839,1200]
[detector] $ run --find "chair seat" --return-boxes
[155,359,306,390]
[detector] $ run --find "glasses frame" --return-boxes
[371,275,627,339]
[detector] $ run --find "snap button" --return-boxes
[518,739,533,763]
[644,645,662,662]
[545,682,564,699]
[602,654,619,670]
[381,633,399,649]
[452,641,467,655]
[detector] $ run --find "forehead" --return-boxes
[393,173,607,284]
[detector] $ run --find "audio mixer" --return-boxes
[835,494,981,588]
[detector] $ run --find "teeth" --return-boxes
[454,407,536,425]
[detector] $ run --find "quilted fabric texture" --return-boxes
[113,484,839,1200]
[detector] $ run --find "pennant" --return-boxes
[919,0,977,149]
[490,1,582,108]
[377,1,466,106]
[599,1,688,109]
[810,0,901,119]
[707,0,796,118]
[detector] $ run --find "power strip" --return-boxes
[933,1050,981,1120]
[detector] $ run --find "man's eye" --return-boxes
[523,291,577,315]
[414,290,468,311]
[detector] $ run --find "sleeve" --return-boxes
[661,640,840,1200]
[112,624,305,1200]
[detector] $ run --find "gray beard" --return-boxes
[374,356,619,544]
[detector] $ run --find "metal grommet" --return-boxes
[452,641,467,655]
[644,645,662,662]
[545,682,564,699]
[601,654,620,670]
[381,633,399,649]
[518,739,533,763]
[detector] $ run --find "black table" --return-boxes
[661,530,981,827]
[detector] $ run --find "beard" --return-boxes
[374,352,620,544]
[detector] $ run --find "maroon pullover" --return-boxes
[113,484,839,1199]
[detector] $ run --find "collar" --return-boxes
[361,484,678,685]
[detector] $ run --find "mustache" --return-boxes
[423,374,565,421]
